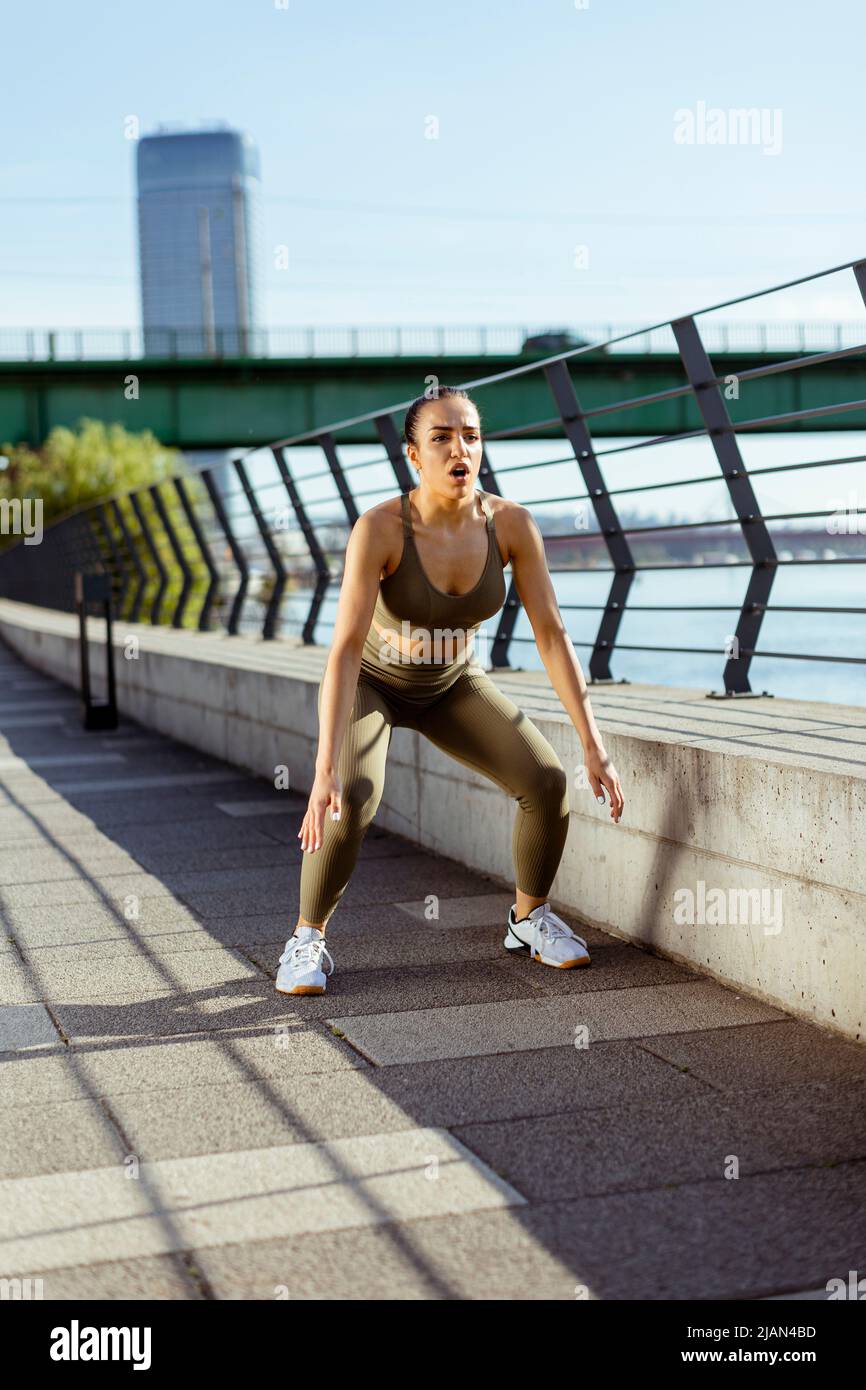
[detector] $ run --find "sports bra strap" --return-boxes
[477,491,495,532]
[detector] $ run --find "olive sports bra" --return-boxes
[373,489,506,632]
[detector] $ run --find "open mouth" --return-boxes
[449,466,469,480]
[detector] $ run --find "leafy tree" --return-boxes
[0,417,181,522]
[0,418,225,629]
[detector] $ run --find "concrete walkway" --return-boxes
[1,639,865,1301]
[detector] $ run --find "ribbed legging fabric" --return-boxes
[299,666,570,925]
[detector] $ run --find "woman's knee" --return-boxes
[525,758,569,816]
[338,771,383,826]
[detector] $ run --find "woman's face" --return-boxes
[409,397,482,496]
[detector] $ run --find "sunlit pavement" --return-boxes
[2,641,865,1301]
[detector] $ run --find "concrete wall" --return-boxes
[1,598,863,1045]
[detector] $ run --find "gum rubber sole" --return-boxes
[505,930,591,969]
[275,984,326,995]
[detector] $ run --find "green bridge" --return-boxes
[2,346,866,448]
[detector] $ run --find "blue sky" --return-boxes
[3,0,865,333]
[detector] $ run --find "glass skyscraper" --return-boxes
[136,126,263,356]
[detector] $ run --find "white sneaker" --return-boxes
[503,901,591,968]
[275,926,335,995]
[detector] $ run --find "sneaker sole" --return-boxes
[504,928,591,969]
[276,984,326,995]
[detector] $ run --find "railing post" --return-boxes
[94,503,130,617]
[544,359,635,683]
[851,258,866,313]
[318,432,360,528]
[173,476,220,631]
[375,413,414,492]
[473,447,517,669]
[128,490,168,626]
[672,314,777,696]
[233,456,287,639]
[149,481,193,628]
[111,498,147,623]
[271,446,330,644]
[201,467,249,635]
[75,571,118,730]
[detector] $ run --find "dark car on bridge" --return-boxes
[520,329,604,356]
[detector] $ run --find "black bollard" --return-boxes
[75,571,118,730]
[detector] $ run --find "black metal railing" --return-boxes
[1,257,865,697]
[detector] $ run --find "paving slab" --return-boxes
[2,899,209,945]
[1,871,185,910]
[30,792,276,828]
[20,930,269,966]
[0,955,47,1004]
[449,1089,834,1200]
[2,1026,367,1111]
[2,1050,91,1107]
[640,1018,866,1090]
[0,1003,64,1052]
[104,822,290,853]
[0,1129,526,1278]
[393,891,517,925]
[49,771,252,795]
[191,1162,866,1302]
[12,943,262,1004]
[19,1253,204,1301]
[326,980,789,1066]
[0,752,127,769]
[191,1210,584,1301]
[0,1097,130,1179]
[0,845,146,884]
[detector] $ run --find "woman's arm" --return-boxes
[506,504,624,823]
[298,510,391,853]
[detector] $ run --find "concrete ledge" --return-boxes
[1,596,864,1043]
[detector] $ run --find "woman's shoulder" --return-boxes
[350,497,405,569]
[357,495,405,534]
[482,492,522,521]
[482,493,531,558]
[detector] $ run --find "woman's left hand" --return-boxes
[584,745,624,823]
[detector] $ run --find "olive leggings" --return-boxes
[299,664,570,925]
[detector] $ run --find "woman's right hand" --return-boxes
[298,768,343,853]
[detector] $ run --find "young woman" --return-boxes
[276,386,624,995]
